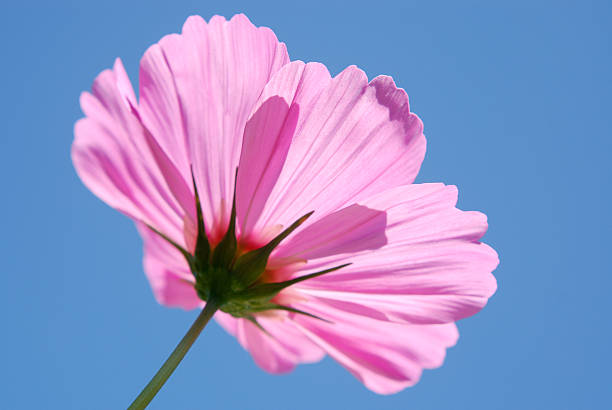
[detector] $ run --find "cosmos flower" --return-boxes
[72,14,498,395]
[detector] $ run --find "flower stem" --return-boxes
[128,300,219,409]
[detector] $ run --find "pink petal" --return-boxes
[257,316,325,364]
[292,301,459,394]
[72,59,186,245]
[138,37,193,192]
[138,223,201,310]
[140,14,289,239]
[287,184,498,324]
[236,319,296,373]
[235,315,325,373]
[215,312,325,373]
[236,61,330,239]
[243,65,425,236]
[137,43,198,227]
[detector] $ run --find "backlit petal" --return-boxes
[286,184,498,324]
[214,311,325,373]
[141,14,289,239]
[72,59,185,244]
[293,301,458,394]
[247,66,425,235]
[236,61,330,240]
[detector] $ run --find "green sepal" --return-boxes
[194,265,228,302]
[231,211,314,290]
[191,170,210,270]
[222,300,331,324]
[233,263,352,302]
[211,169,238,269]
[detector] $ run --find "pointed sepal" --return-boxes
[230,211,314,290]
[234,263,351,302]
[211,169,238,269]
[191,170,210,269]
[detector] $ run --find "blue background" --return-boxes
[1,1,610,409]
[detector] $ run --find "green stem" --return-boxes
[128,300,219,409]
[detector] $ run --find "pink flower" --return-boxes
[72,14,498,394]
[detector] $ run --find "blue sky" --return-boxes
[1,1,610,409]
